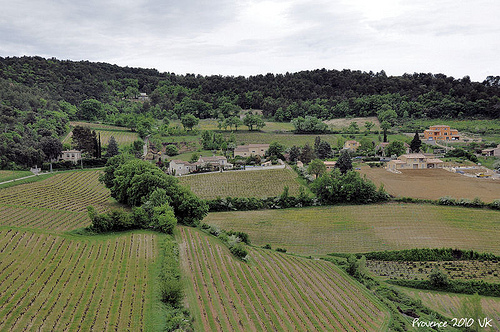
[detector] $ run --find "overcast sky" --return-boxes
[1,0,499,82]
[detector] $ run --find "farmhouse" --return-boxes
[197,156,232,171]
[59,150,82,163]
[424,125,460,141]
[386,153,443,171]
[168,160,197,176]
[234,144,269,157]
[343,140,360,152]
[323,161,336,171]
[482,144,500,157]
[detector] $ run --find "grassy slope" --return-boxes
[203,203,500,256]
[395,286,500,331]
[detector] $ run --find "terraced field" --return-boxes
[0,230,156,331]
[179,226,390,331]
[179,167,305,199]
[204,204,500,256]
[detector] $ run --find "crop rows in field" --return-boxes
[0,205,90,232]
[0,230,156,331]
[204,204,500,256]
[399,288,500,331]
[179,227,389,331]
[179,167,304,199]
[0,170,113,213]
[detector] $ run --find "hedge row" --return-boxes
[387,279,500,297]
[359,248,500,262]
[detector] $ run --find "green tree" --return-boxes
[39,136,62,172]
[346,121,359,134]
[72,125,97,156]
[189,153,200,163]
[266,142,286,160]
[105,136,119,158]
[180,114,199,131]
[410,131,422,153]
[429,268,449,288]
[308,159,326,178]
[243,113,265,131]
[364,121,374,133]
[165,144,179,156]
[358,137,374,155]
[315,141,333,159]
[335,150,352,174]
[386,140,406,157]
[300,144,315,164]
[77,99,104,121]
[380,120,391,142]
[288,145,301,163]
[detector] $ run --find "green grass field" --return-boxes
[0,171,33,183]
[179,167,306,199]
[179,226,390,331]
[395,286,500,331]
[203,203,500,256]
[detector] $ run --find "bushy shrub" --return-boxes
[489,199,500,210]
[438,196,457,206]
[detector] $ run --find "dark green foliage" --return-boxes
[39,136,63,161]
[299,143,315,164]
[359,248,500,261]
[206,192,317,212]
[72,126,97,156]
[429,267,449,287]
[226,230,251,244]
[229,243,248,259]
[387,278,500,297]
[243,112,265,131]
[180,113,199,130]
[86,206,134,233]
[311,169,388,204]
[103,158,208,227]
[276,248,287,253]
[164,144,179,156]
[410,131,422,152]
[385,140,406,157]
[104,136,119,158]
[445,148,479,162]
[335,150,352,174]
[291,116,328,133]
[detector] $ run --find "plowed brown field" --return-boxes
[360,168,500,202]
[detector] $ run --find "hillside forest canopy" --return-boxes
[1,55,500,169]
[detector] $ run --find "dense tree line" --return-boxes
[1,56,499,120]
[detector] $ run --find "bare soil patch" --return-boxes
[360,167,500,202]
[324,116,380,129]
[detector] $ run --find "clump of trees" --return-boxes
[89,157,208,234]
[310,168,388,204]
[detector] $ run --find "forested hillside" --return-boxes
[1,55,499,169]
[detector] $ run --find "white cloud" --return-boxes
[1,0,499,81]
